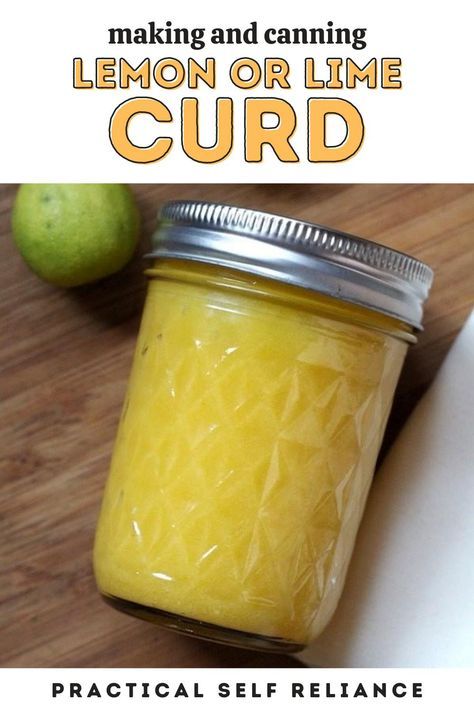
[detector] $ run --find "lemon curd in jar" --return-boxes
[93,203,433,652]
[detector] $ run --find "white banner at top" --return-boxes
[0,0,472,182]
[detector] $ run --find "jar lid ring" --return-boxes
[148,201,434,330]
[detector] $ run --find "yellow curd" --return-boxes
[94,259,411,649]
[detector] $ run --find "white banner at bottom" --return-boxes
[1,668,472,710]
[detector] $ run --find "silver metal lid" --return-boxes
[149,200,434,329]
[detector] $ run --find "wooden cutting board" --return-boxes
[1,184,473,667]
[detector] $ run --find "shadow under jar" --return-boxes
[93,201,433,653]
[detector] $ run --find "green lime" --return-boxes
[11,184,140,287]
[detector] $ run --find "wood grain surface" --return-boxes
[1,184,473,668]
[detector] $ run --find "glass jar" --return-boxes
[93,202,433,652]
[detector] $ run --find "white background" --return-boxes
[0,0,473,181]
[2,668,474,711]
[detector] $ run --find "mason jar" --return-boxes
[93,201,433,652]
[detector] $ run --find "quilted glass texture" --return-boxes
[94,262,408,646]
